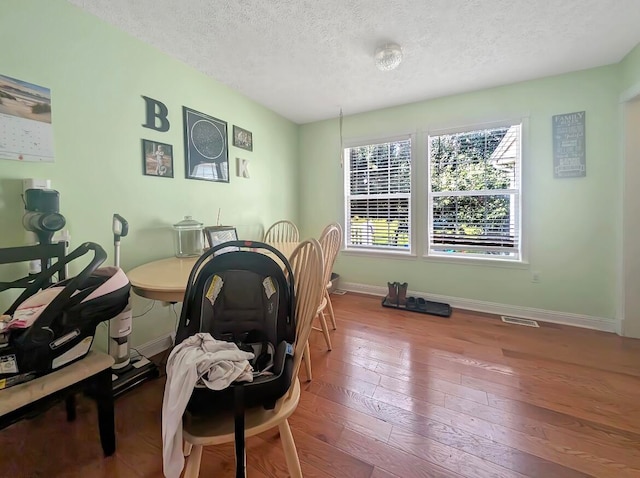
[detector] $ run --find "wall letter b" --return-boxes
[142,95,170,132]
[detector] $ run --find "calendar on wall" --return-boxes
[0,74,54,162]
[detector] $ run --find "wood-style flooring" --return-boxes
[2,293,640,477]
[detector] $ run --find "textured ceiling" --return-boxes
[68,0,640,124]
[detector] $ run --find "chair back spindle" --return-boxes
[318,223,342,289]
[264,220,299,243]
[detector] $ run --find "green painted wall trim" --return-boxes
[0,0,299,348]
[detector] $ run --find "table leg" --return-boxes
[65,394,76,422]
[94,368,115,456]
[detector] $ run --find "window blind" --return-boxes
[428,125,521,259]
[345,139,411,251]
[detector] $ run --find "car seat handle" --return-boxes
[16,242,107,345]
[5,242,106,315]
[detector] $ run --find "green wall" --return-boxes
[2,0,638,338]
[299,66,622,320]
[0,0,299,348]
[621,43,640,94]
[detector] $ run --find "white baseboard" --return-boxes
[342,281,620,334]
[137,332,175,358]
[133,284,621,351]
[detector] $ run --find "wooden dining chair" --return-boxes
[263,220,300,243]
[307,223,342,357]
[320,223,342,331]
[302,224,342,381]
[181,239,324,478]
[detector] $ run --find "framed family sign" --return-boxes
[553,111,586,178]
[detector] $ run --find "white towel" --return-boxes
[162,333,254,478]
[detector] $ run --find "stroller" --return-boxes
[0,242,130,389]
[174,240,295,478]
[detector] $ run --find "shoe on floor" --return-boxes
[406,296,417,310]
[397,282,408,306]
[386,282,398,305]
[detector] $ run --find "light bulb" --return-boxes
[375,43,403,71]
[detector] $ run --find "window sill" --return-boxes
[342,248,417,260]
[422,253,529,269]
[340,248,529,269]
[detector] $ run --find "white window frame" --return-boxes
[343,134,414,255]
[425,120,523,263]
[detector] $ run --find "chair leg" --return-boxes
[94,368,115,457]
[318,311,332,351]
[304,342,312,381]
[183,444,203,478]
[65,394,76,422]
[184,441,193,456]
[325,289,337,330]
[279,419,302,478]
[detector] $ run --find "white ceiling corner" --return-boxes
[67,0,640,124]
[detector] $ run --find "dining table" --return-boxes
[126,242,299,303]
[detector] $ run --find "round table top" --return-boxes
[127,242,298,303]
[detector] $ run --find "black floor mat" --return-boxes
[382,296,452,318]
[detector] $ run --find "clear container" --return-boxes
[173,215,204,257]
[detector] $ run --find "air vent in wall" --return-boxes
[501,316,539,327]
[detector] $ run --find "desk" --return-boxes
[0,351,116,456]
[127,242,298,303]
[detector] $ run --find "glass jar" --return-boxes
[173,215,204,257]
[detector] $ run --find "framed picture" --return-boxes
[233,125,253,151]
[183,106,229,182]
[142,139,173,177]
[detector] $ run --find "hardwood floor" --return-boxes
[2,292,640,477]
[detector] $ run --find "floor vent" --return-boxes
[332,289,347,295]
[501,316,539,327]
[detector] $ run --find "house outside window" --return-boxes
[344,137,412,253]
[427,123,522,261]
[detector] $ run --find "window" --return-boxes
[344,138,412,252]
[427,124,521,260]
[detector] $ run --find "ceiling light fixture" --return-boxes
[375,43,403,71]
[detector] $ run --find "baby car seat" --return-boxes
[0,242,130,389]
[174,240,296,478]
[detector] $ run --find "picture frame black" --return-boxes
[183,106,229,183]
[142,139,174,178]
[233,125,253,151]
